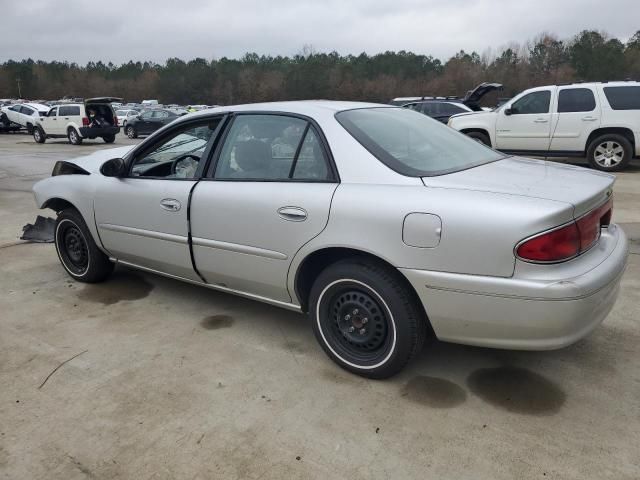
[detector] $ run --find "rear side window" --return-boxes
[48,107,57,117]
[558,88,596,113]
[21,106,34,115]
[511,91,551,114]
[59,106,81,116]
[440,103,467,115]
[214,114,332,181]
[603,86,640,110]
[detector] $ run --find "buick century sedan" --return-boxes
[33,101,629,378]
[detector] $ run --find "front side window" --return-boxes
[140,111,153,120]
[214,114,331,181]
[603,86,640,110]
[116,110,127,116]
[558,88,596,113]
[152,110,170,119]
[511,91,551,115]
[336,107,504,177]
[130,120,221,179]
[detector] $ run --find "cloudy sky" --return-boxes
[3,0,638,64]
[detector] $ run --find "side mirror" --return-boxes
[504,108,513,116]
[100,158,126,177]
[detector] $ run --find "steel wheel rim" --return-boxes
[594,141,624,168]
[34,129,41,141]
[127,127,134,138]
[57,221,89,275]
[318,281,394,366]
[70,130,77,142]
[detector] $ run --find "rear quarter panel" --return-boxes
[288,183,574,298]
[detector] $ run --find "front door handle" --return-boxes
[160,198,181,212]
[582,116,598,121]
[277,206,307,222]
[534,118,548,123]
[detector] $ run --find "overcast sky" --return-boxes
[3,0,638,64]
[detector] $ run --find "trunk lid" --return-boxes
[424,156,615,218]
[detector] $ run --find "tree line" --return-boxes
[1,30,639,105]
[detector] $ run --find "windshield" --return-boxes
[336,107,504,176]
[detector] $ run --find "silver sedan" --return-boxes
[33,101,629,378]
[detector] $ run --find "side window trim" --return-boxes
[205,111,339,183]
[287,122,311,178]
[124,115,227,180]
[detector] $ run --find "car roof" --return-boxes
[24,103,50,110]
[190,100,387,119]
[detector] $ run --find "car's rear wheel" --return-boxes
[465,131,491,147]
[126,126,137,139]
[26,122,34,134]
[33,127,46,143]
[587,134,632,172]
[309,259,427,379]
[68,128,82,145]
[55,209,113,283]
[103,134,116,143]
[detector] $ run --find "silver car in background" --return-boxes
[32,101,628,378]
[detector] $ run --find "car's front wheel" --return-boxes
[33,127,46,143]
[309,259,427,379]
[55,209,114,283]
[587,134,632,172]
[126,126,137,139]
[68,128,83,145]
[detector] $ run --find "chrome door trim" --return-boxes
[191,236,288,260]
[111,258,302,312]
[99,223,188,244]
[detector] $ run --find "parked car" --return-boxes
[33,97,120,145]
[448,81,640,171]
[402,83,503,123]
[0,110,20,132]
[124,108,182,138]
[0,103,50,132]
[115,109,139,128]
[32,101,628,378]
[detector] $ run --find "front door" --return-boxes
[495,88,554,152]
[190,113,338,303]
[94,117,223,280]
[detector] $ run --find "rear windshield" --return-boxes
[603,86,640,110]
[335,107,504,176]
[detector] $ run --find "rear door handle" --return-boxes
[160,198,181,212]
[277,206,307,222]
[582,116,598,121]
[534,118,548,123]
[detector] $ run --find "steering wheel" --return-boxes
[170,154,200,175]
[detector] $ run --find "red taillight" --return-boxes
[82,117,90,126]
[517,223,581,262]
[113,116,118,126]
[517,198,613,263]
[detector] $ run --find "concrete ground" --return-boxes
[0,131,639,480]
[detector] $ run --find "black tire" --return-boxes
[309,259,427,379]
[586,134,633,172]
[33,127,46,143]
[55,208,114,283]
[68,127,83,145]
[103,134,116,143]
[465,131,491,147]
[126,126,137,139]
[26,123,34,134]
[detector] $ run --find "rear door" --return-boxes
[550,86,600,152]
[495,88,555,152]
[190,113,338,303]
[94,117,224,280]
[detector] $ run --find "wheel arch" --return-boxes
[460,128,492,146]
[41,197,78,213]
[293,247,432,333]
[585,127,635,153]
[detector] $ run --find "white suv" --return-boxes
[33,97,121,145]
[0,103,50,132]
[448,81,640,171]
